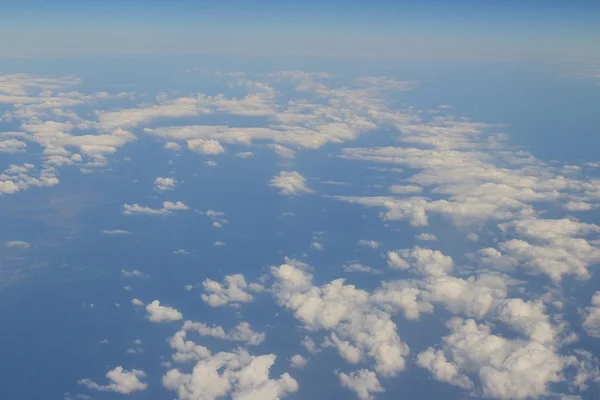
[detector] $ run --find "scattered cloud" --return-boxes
[269,171,313,195]
[78,366,147,394]
[146,300,183,323]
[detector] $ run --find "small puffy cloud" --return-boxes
[310,242,323,251]
[343,263,383,275]
[289,354,307,369]
[214,241,225,246]
[123,201,189,215]
[102,229,131,235]
[164,141,182,150]
[387,246,453,277]
[173,249,190,255]
[269,171,313,195]
[187,138,225,155]
[181,320,265,346]
[163,350,299,400]
[154,177,177,191]
[416,233,437,241]
[202,274,262,307]
[235,151,254,158]
[337,369,384,400]
[564,201,593,211]
[121,269,146,278]
[267,144,296,159]
[131,298,144,306]
[78,366,147,394]
[583,292,600,338]
[358,240,381,248]
[466,233,479,242]
[146,300,183,323]
[0,139,27,153]
[5,240,30,249]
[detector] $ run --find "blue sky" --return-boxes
[1,0,600,60]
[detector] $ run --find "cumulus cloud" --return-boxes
[337,369,384,400]
[163,349,298,400]
[416,233,437,241]
[387,246,453,277]
[358,240,381,248]
[583,292,600,338]
[181,320,265,346]
[154,177,177,191]
[271,262,410,376]
[121,269,146,278]
[146,300,183,323]
[131,298,144,306]
[289,354,307,369]
[123,201,189,215]
[201,274,264,307]
[417,318,565,399]
[269,171,313,195]
[187,138,225,155]
[78,366,147,394]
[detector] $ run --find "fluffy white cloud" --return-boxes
[269,171,313,195]
[343,263,383,275]
[121,269,146,278]
[163,350,298,400]
[337,369,384,400]
[123,201,189,215]
[417,318,565,399]
[131,298,144,306]
[289,354,307,369]
[154,177,177,191]
[146,300,183,323]
[201,274,264,307]
[583,292,600,338]
[387,246,453,277]
[78,366,147,394]
[5,240,30,249]
[182,320,265,346]
[271,262,410,376]
[0,139,27,153]
[187,138,225,155]
[358,240,381,248]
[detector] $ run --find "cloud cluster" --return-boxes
[202,274,265,307]
[123,201,189,215]
[78,366,147,394]
[269,171,313,195]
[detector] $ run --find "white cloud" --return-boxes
[123,201,189,215]
[78,366,147,394]
[146,300,183,323]
[0,139,27,153]
[583,292,600,338]
[182,320,265,346]
[188,138,225,155]
[387,246,453,277]
[343,263,383,275]
[131,298,144,306]
[173,249,190,255]
[337,369,384,400]
[289,354,307,369]
[5,240,30,249]
[163,349,298,400]
[310,242,323,251]
[121,269,146,278]
[214,241,225,246]
[154,177,177,191]
[417,318,565,399]
[271,262,410,376]
[416,233,437,241]
[269,171,313,195]
[201,274,263,307]
[267,144,296,159]
[102,229,131,235]
[358,240,381,248]
[235,151,254,158]
[164,141,182,150]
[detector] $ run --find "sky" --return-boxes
[1,0,600,60]
[2,2,600,400]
